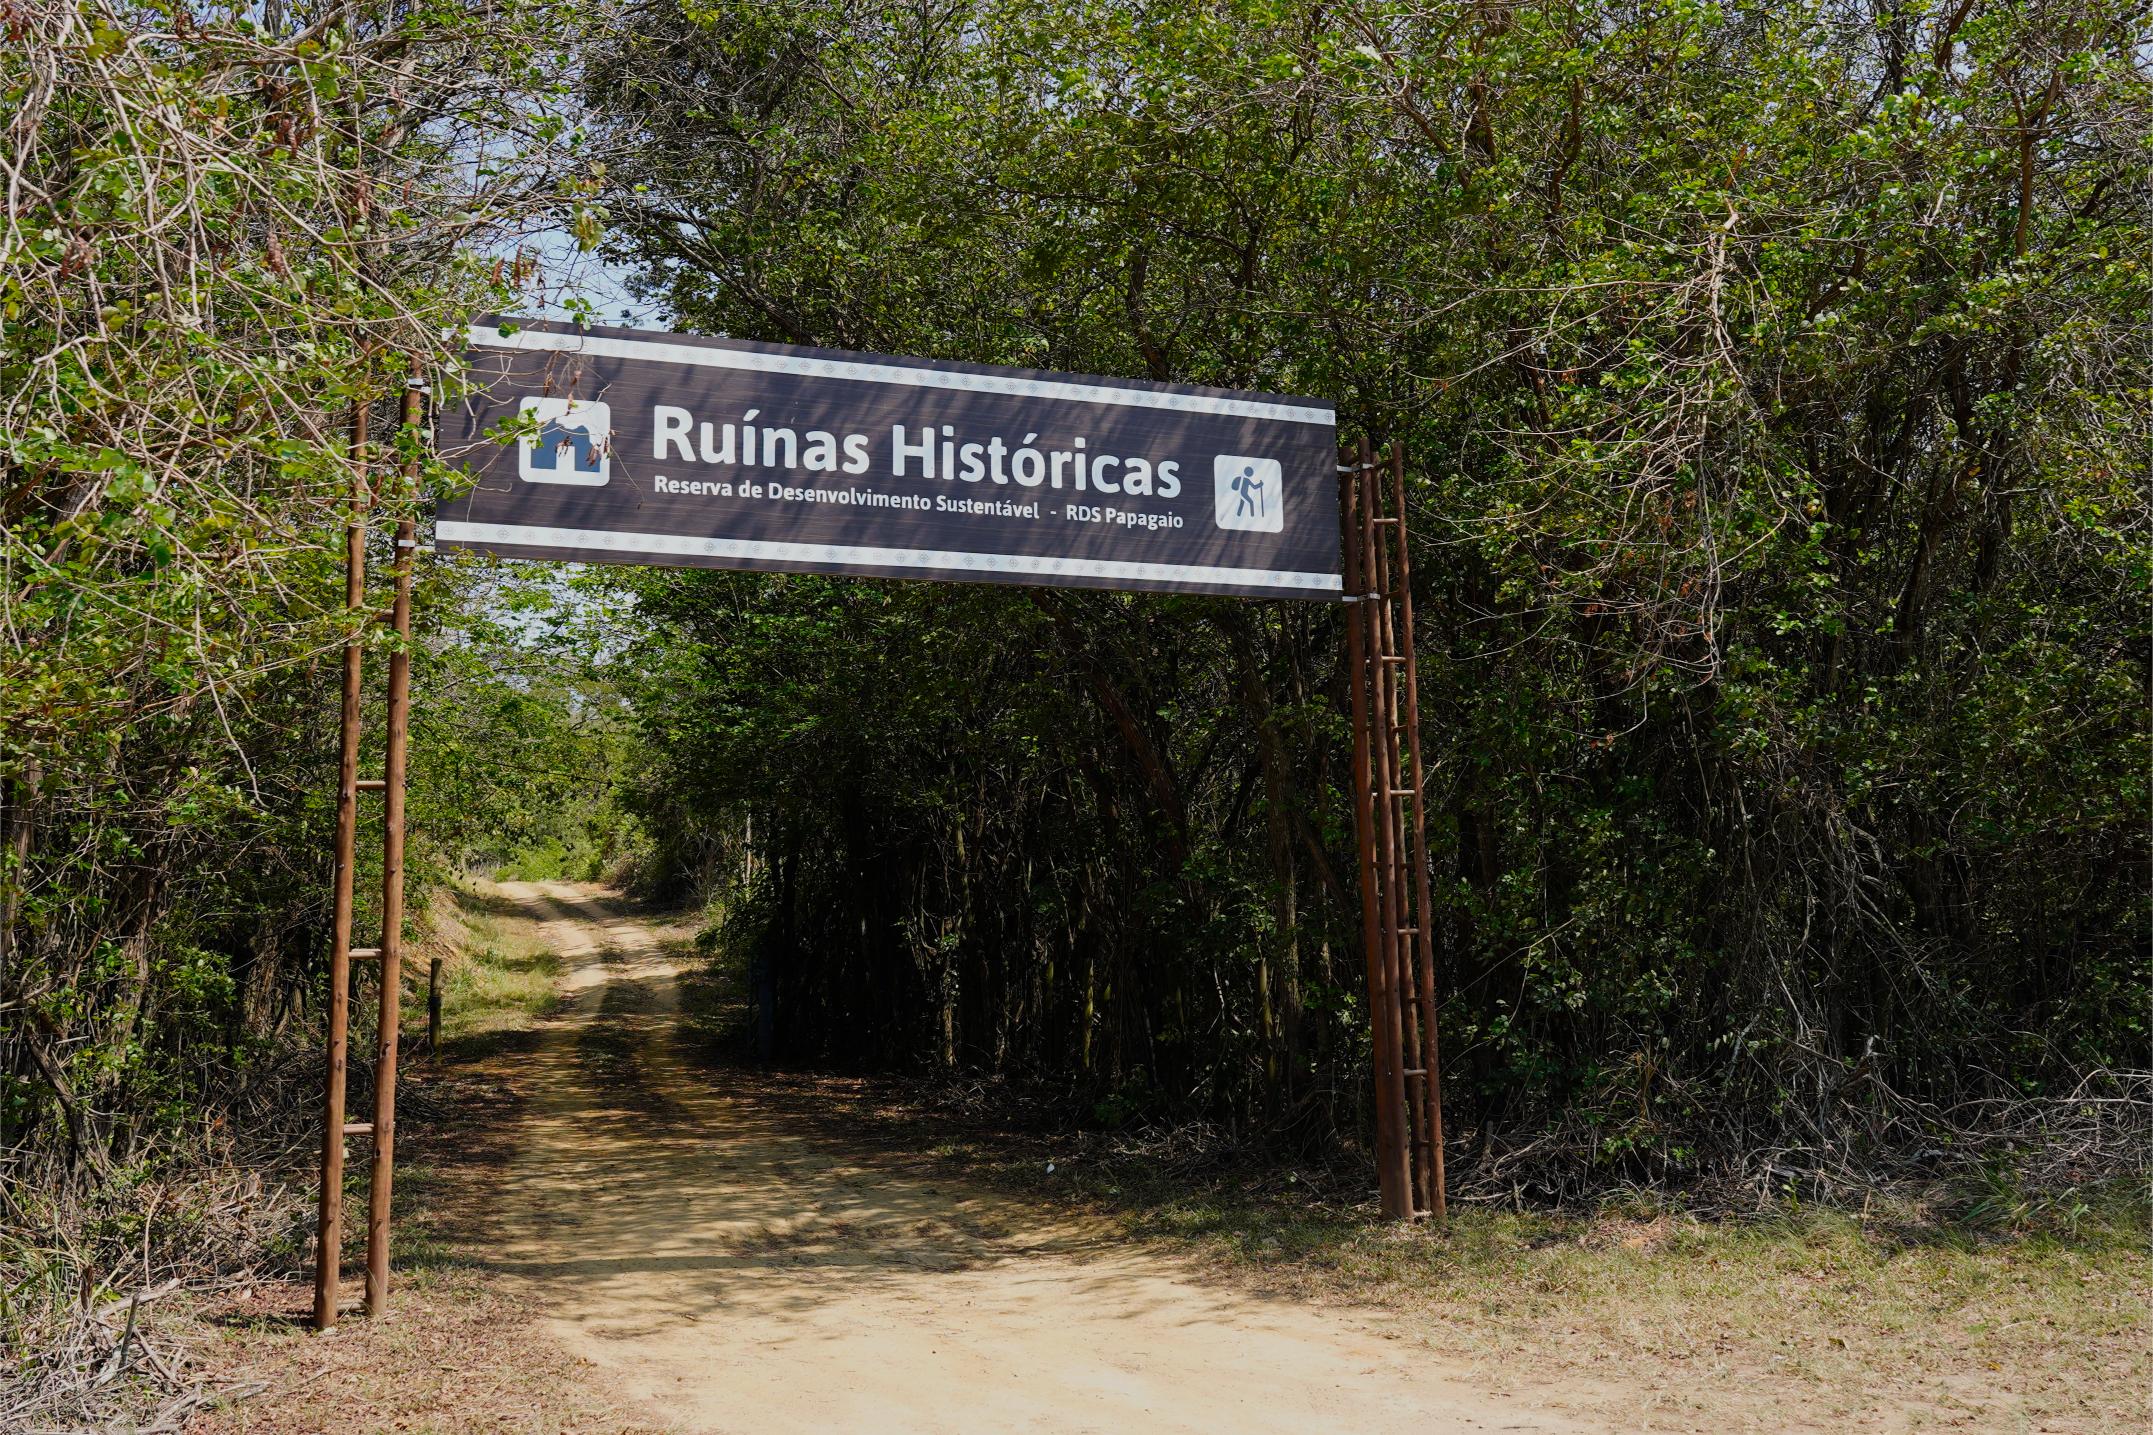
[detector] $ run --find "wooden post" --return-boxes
[427,956,442,1052]
[314,387,369,1333]
[1342,439,1445,1221]
[1342,441,1411,1219]
[364,379,424,1319]
[1386,443,1446,1220]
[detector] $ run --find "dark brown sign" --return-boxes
[434,320,1340,600]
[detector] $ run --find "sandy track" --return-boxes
[483,881,1591,1435]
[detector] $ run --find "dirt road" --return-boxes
[482,881,1592,1435]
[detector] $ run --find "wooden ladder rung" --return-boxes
[355,778,386,792]
[350,947,383,961]
[341,1123,373,1138]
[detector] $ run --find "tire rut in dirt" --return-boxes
[569,946,683,1119]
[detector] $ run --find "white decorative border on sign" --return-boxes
[469,327,1336,427]
[435,520,1344,595]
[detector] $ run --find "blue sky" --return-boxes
[517,228,671,332]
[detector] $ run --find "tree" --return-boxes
[0,0,587,1177]
[587,0,2150,1183]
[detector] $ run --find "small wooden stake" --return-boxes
[427,956,442,1052]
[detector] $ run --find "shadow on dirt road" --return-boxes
[480,880,1593,1435]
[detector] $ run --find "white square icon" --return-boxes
[517,396,611,486]
[1214,455,1283,533]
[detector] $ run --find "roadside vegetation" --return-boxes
[429,883,569,1047]
[1035,1165,2146,1430]
[0,0,614,1416]
[589,0,2149,1207]
[2,882,611,1429]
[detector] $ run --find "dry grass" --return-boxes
[168,884,659,1434]
[180,1269,662,1435]
[1141,1201,2150,1432]
[423,881,568,1047]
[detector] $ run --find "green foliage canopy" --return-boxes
[588,0,2150,1180]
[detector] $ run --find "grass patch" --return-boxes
[426,883,565,1051]
[1055,1165,2150,1428]
[187,1267,665,1434]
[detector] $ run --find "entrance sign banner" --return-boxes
[435,320,1341,599]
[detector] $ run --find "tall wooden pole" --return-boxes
[1343,439,1444,1220]
[364,378,423,1317]
[1364,462,1423,1211]
[1342,442,1411,1219]
[315,383,369,1333]
[1360,441,1415,1216]
[1387,443,1446,1219]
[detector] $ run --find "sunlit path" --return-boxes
[483,881,1591,1435]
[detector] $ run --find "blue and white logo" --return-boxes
[518,397,611,486]
[1214,455,1282,533]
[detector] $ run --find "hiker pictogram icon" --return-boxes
[1213,455,1283,533]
